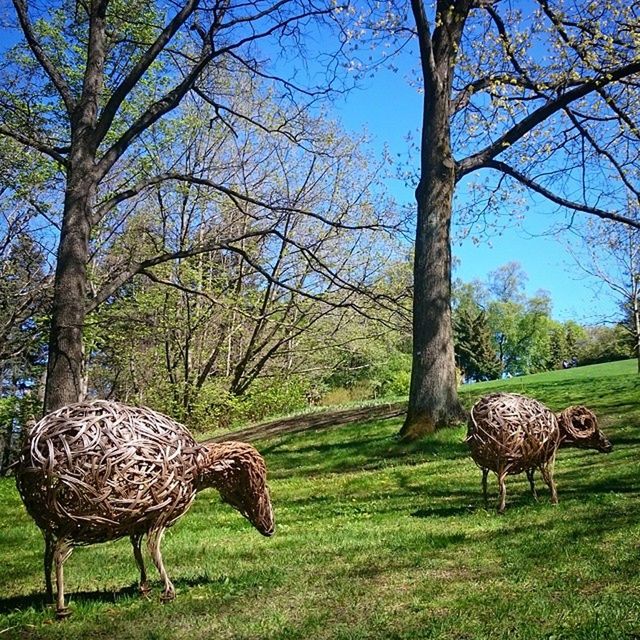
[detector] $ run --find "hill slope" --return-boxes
[0,360,638,639]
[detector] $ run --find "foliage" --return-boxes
[0,213,50,471]
[574,324,634,366]
[452,264,584,379]
[0,0,379,411]
[371,352,412,398]
[0,360,638,638]
[0,394,41,475]
[454,307,501,382]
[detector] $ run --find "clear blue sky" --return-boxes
[332,66,621,325]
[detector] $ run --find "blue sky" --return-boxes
[332,66,621,325]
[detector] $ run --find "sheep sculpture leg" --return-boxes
[147,527,175,602]
[44,532,54,603]
[497,468,508,514]
[53,538,73,619]
[526,469,538,501]
[539,465,558,505]
[481,468,490,508]
[130,534,151,596]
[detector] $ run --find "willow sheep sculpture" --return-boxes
[15,400,274,618]
[466,392,612,513]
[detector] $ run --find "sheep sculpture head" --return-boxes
[557,406,613,453]
[197,441,275,537]
[15,400,274,619]
[466,393,612,513]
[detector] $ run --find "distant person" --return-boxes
[571,356,578,367]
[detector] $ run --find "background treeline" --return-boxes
[452,261,634,382]
[1,221,634,475]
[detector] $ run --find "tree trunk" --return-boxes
[634,293,640,374]
[399,0,469,440]
[399,152,465,439]
[44,172,93,413]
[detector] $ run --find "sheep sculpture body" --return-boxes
[466,392,612,513]
[15,400,274,618]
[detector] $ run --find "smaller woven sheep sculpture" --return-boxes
[15,400,274,618]
[466,392,612,513]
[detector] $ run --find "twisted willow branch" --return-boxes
[466,392,561,513]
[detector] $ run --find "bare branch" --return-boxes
[94,171,394,233]
[457,59,640,176]
[85,228,272,313]
[481,159,640,229]
[11,0,76,113]
[0,125,69,167]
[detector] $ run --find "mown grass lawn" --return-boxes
[1,360,639,639]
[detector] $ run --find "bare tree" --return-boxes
[567,218,640,372]
[0,0,374,412]
[83,94,405,423]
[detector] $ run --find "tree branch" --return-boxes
[95,0,201,143]
[457,59,640,176]
[11,0,76,114]
[480,159,640,229]
[94,171,393,233]
[95,49,213,180]
[410,0,435,84]
[85,228,271,313]
[0,125,69,167]
[451,74,535,114]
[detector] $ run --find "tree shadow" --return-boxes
[0,574,220,615]
[411,504,478,518]
[0,585,138,615]
[265,432,470,479]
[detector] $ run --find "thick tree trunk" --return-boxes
[634,299,640,375]
[399,155,466,440]
[399,0,469,440]
[44,171,93,413]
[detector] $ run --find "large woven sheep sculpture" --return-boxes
[466,392,612,513]
[15,400,274,618]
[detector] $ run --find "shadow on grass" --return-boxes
[0,585,138,616]
[411,504,479,518]
[0,575,221,616]
[460,372,640,414]
[264,431,470,480]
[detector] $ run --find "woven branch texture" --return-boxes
[16,401,203,543]
[16,400,274,546]
[466,392,561,474]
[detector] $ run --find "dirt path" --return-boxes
[203,401,407,443]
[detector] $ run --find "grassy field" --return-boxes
[1,360,639,639]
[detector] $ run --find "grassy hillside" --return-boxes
[1,360,639,639]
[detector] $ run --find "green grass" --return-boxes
[1,360,639,639]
